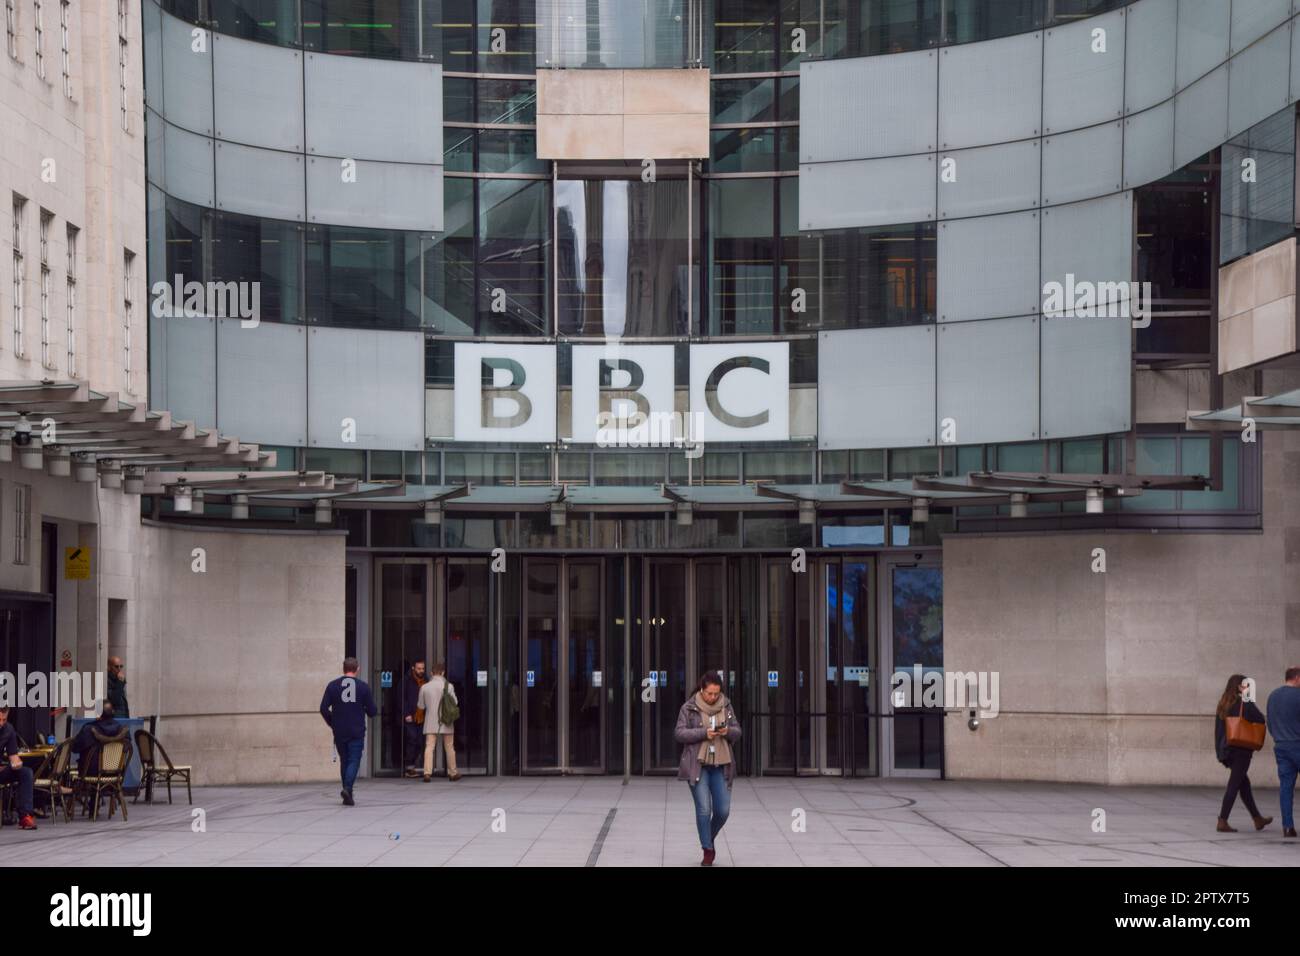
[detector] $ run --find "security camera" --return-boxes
[967,710,980,732]
[12,413,32,447]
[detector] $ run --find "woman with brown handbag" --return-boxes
[1214,673,1272,833]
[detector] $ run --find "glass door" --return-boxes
[522,558,561,771]
[883,560,944,777]
[520,557,606,773]
[820,557,877,776]
[644,558,690,771]
[567,560,604,771]
[757,557,811,773]
[373,558,433,775]
[442,559,493,774]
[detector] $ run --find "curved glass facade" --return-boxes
[160,0,1134,65]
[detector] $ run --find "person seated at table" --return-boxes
[72,702,124,776]
[0,705,38,829]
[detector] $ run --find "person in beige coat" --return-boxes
[417,663,461,781]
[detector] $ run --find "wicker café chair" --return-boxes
[32,739,75,823]
[134,729,192,805]
[77,731,132,822]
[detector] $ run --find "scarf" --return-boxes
[695,691,733,767]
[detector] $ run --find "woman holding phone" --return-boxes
[1214,673,1271,832]
[675,671,743,866]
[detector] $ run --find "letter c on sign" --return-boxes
[705,357,770,428]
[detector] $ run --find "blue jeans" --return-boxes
[335,737,364,793]
[688,766,731,851]
[1276,742,1300,828]
[0,765,34,816]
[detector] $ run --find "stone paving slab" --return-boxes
[4,776,1300,867]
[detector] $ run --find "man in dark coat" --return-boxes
[107,657,129,717]
[399,661,426,777]
[320,658,377,805]
[72,702,124,776]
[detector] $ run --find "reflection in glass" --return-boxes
[556,178,695,337]
[210,212,300,323]
[820,223,936,329]
[306,225,423,329]
[478,179,549,335]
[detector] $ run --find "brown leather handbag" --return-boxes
[1225,700,1266,751]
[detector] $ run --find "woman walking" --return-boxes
[675,671,742,866]
[1215,673,1271,832]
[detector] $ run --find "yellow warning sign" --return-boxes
[64,547,91,580]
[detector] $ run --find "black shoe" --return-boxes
[1285,827,1297,838]
[341,789,355,806]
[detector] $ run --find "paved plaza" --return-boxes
[5,777,1300,867]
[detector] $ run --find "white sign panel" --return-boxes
[571,344,675,444]
[453,343,556,443]
[690,341,789,442]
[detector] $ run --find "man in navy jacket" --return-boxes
[320,658,377,805]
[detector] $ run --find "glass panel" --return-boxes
[820,514,885,547]
[369,450,403,480]
[1180,436,1241,510]
[478,0,537,73]
[669,449,740,483]
[822,0,941,57]
[210,0,301,45]
[593,452,667,485]
[524,560,560,769]
[568,561,602,769]
[520,512,591,548]
[424,177,475,335]
[301,0,424,59]
[165,197,204,286]
[888,446,939,478]
[710,127,777,173]
[891,565,943,771]
[711,77,774,125]
[478,179,549,335]
[744,450,813,483]
[744,514,812,547]
[1220,106,1296,265]
[555,178,695,337]
[538,0,700,68]
[1121,436,1177,510]
[210,210,300,323]
[821,223,937,329]
[305,447,364,479]
[477,129,547,175]
[709,178,774,335]
[942,0,1041,46]
[696,560,727,676]
[994,442,1044,472]
[648,561,688,770]
[443,513,512,547]
[841,559,875,776]
[477,77,537,124]
[669,512,741,547]
[780,176,818,331]
[445,561,491,772]
[1061,438,1103,473]
[306,225,423,330]
[763,561,796,770]
[445,451,515,484]
[377,563,428,774]
[713,0,776,73]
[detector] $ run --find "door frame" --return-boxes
[878,552,944,779]
[641,556,697,773]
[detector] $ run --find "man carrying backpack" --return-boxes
[417,662,461,781]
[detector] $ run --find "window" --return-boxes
[12,195,25,357]
[65,224,76,375]
[39,210,52,369]
[32,0,43,77]
[14,483,30,566]
[59,0,70,97]
[123,250,135,392]
[5,0,16,59]
[117,0,128,130]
